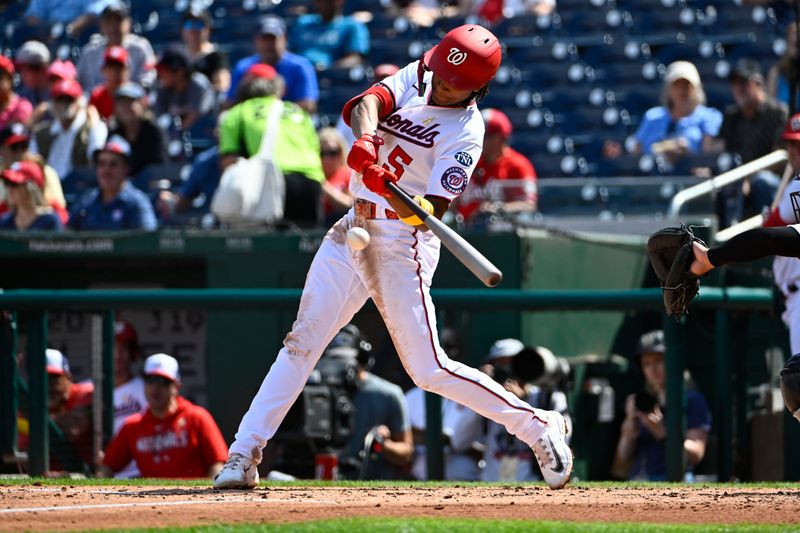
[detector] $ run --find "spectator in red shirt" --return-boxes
[319,127,353,226]
[0,56,33,130]
[98,353,228,479]
[46,348,95,470]
[90,46,131,120]
[453,108,538,224]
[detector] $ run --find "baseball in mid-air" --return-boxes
[346,227,371,251]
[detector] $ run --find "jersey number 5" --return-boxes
[382,146,413,178]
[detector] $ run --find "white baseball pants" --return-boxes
[228,211,550,459]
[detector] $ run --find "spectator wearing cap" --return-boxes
[47,60,78,84]
[221,65,325,227]
[453,108,537,225]
[108,82,167,176]
[68,135,157,230]
[26,60,80,127]
[30,78,108,180]
[98,353,228,479]
[479,338,571,482]
[112,321,147,478]
[15,41,51,108]
[707,58,788,228]
[0,124,69,224]
[45,348,96,471]
[0,161,62,231]
[153,47,214,131]
[24,0,102,36]
[179,6,230,98]
[227,15,318,114]
[0,56,33,131]
[89,46,131,120]
[288,0,370,70]
[77,1,157,92]
[611,330,711,481]
[605,61,722,161]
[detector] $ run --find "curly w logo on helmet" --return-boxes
[447,48,468,65]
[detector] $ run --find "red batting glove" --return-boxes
[362,164,398,199]
[347,134,384,173]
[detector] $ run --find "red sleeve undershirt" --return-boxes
[341,83,395,127]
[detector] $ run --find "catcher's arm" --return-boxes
[692,226,800,276]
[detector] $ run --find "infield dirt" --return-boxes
[1,484,798,531]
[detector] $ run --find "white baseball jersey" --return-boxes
[350,61,484,208]
[113,376,147,478]
[227,59,553,471]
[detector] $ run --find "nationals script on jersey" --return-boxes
[773,175,800,291]
[349,60,485,208]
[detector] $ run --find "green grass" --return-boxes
[85,518,799,533]
[1,477,799,489]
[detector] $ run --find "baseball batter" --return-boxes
[213,25,573,491]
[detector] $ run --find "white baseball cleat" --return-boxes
[532,410,573,490]
[213,452,260,489]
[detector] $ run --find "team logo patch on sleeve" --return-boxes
[454,151,473,166]
[441,166,469,194]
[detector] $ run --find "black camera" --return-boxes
[634,391,659,413]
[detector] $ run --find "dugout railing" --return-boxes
[0,287,774,482]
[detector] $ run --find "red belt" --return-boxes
[355,199,399,220]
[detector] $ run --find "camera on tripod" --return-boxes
[275,325,373,447]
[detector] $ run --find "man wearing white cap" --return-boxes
[479,339,572,482]
[68,135,157,230]
[99,353,228,478]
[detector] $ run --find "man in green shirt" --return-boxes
[219,63,325,227]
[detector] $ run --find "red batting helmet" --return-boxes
[423,25,501,91]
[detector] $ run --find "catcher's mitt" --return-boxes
[647,225,704,319]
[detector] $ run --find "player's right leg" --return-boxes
[214,216,370,489]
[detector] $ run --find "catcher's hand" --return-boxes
[647,225,705,320]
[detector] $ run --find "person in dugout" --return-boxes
[98,353,228,478]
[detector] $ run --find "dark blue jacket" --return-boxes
[69,181,157,231]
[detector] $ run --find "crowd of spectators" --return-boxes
[0,0,797,232]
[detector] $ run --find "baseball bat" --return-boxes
[386,181,503,287]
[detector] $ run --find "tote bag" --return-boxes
[211,99,285,225]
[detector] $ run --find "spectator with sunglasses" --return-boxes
[98,353,228,478]
[318,127,353,225]
[68,135,157,231]
[179,6,230,98]
[15,41,51,108]
[0,124,69,224]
